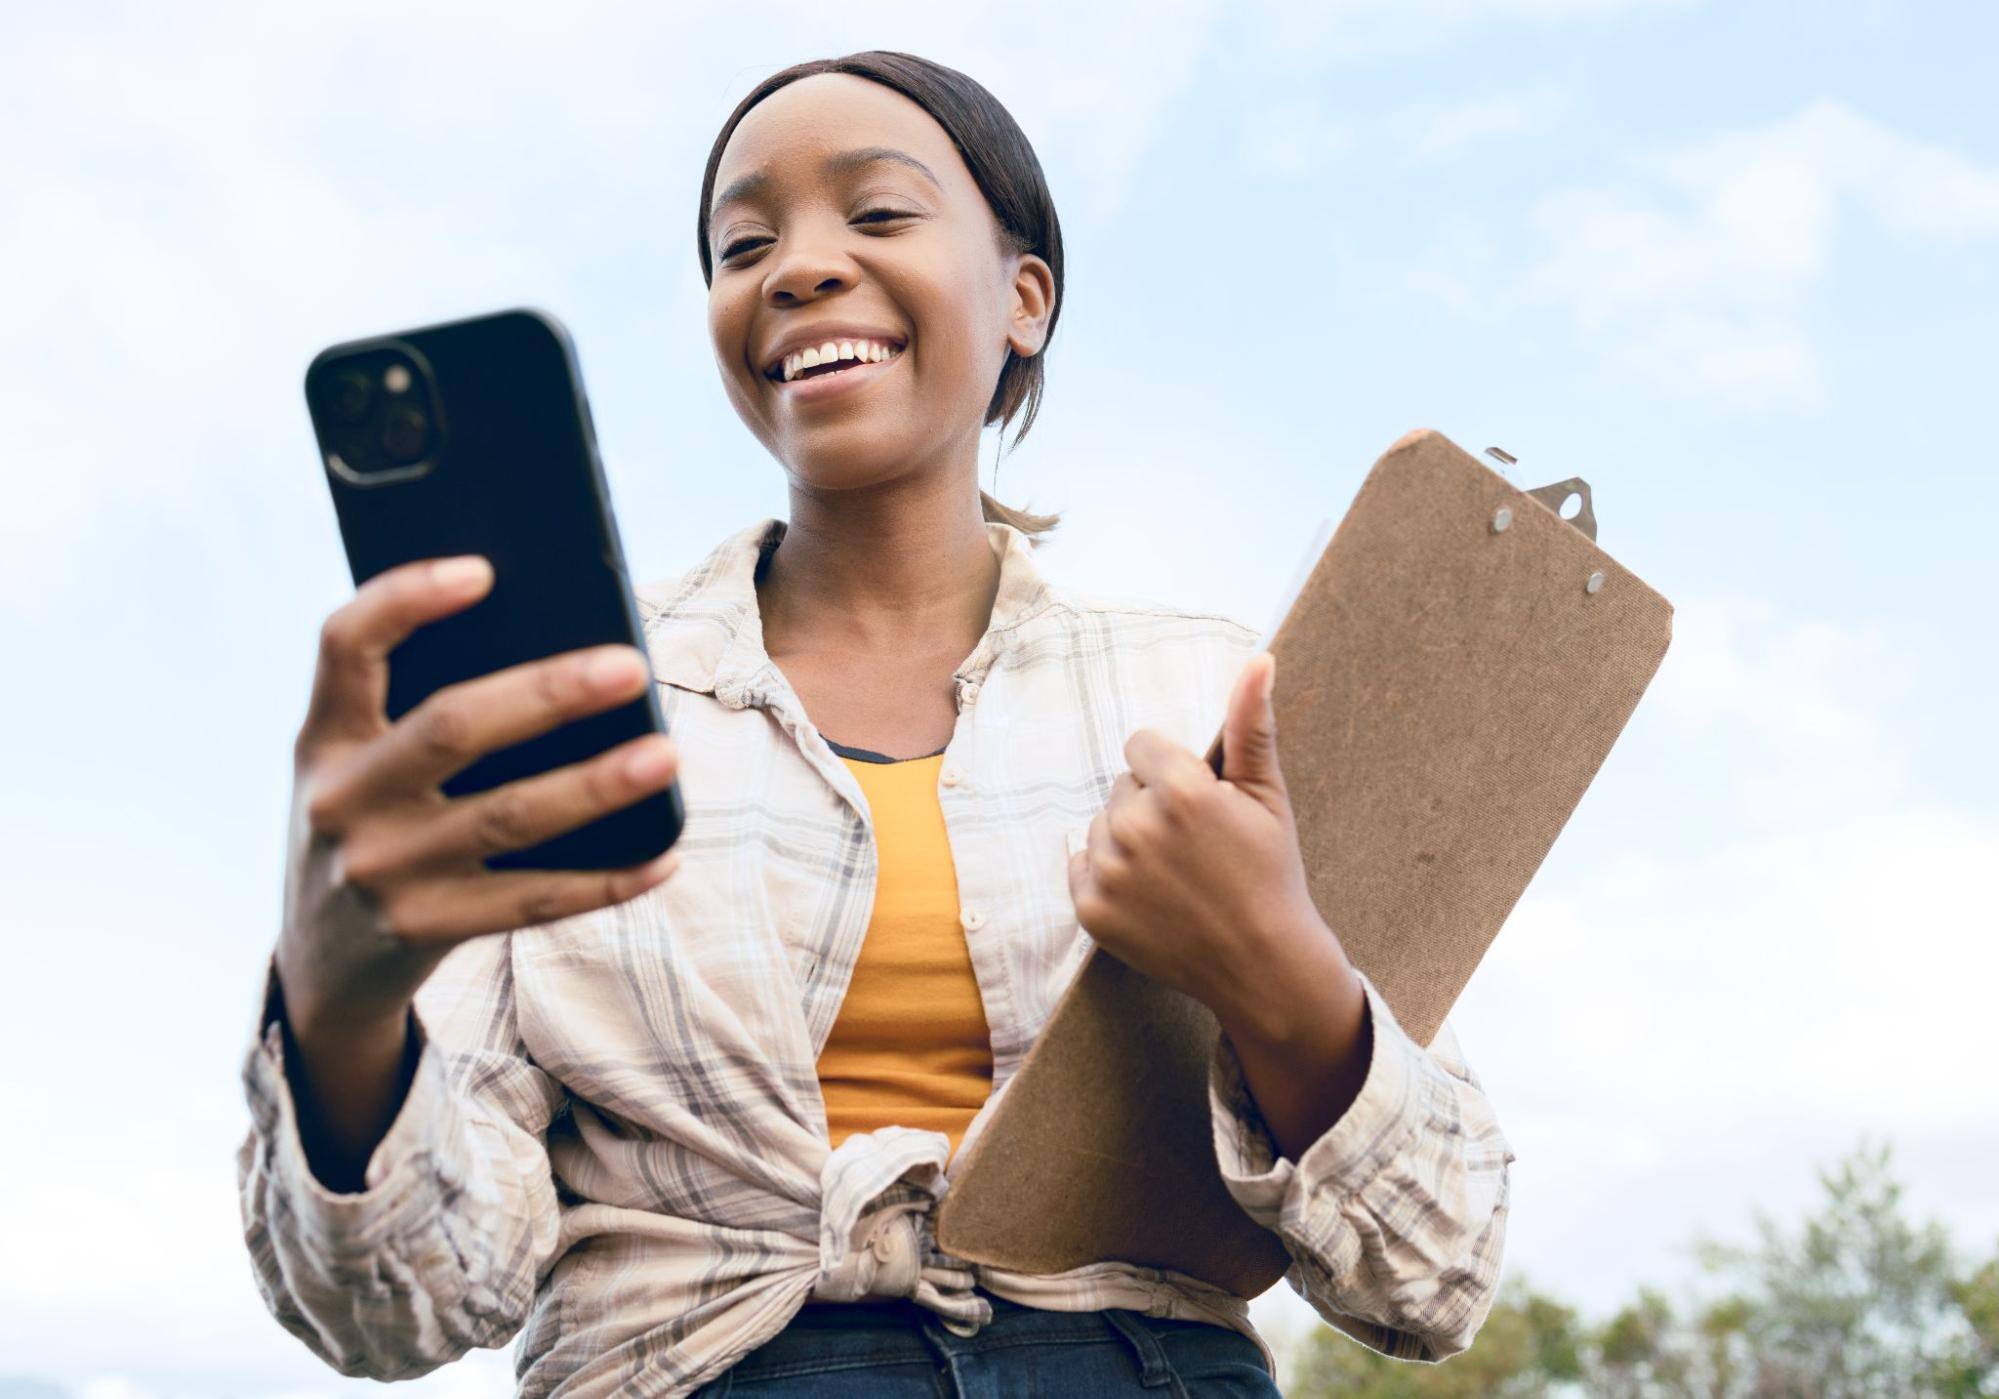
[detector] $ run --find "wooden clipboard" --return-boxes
[933,428,1674,1295]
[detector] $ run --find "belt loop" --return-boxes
[1100,1307,1182,1392]
[916,1311,969,1388]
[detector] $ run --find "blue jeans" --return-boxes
[691,1292,1280,1397]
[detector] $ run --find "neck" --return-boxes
[757,464,1002,663]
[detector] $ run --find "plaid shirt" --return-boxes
[237,516,1514,1397]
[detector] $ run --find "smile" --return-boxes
[767,336,905,383]
[769,348,902,402]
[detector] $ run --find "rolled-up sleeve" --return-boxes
[235,935,564,1380]
[1208,973,1513,1361]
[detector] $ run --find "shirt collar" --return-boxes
[638,516,1057,710]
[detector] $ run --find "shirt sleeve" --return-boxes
[234,934,566,1380]
[1207,973,1514,1362]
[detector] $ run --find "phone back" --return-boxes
[305,308,682,871]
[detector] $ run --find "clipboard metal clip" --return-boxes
[1486,448,1599,542]
[1525,477,1598,543]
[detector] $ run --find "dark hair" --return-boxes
[697,50,1064,541]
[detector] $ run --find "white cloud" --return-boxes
[1484,806,1999,1124]
[1239,82,1573,178]
[0,0,1226,610]
[1238,96,1356,180]
[1652,99,1999,244]
[1449,595,1999,1308]
[1237,0,1699,69]
[1520,100,1999,407]
[1490,595,1985,1122]
[1402,223,1505,312]
[1651,595,1910,828]
[1405,83,1575,161]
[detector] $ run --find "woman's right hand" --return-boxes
[271,555,682,1183]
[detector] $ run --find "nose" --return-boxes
[762,234,855,306]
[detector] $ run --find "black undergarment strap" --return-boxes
[825,736,948,764]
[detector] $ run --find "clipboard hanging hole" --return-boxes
[1586,571,1606,595]
[1491,507,1513,534]
[1524,477,1599,542]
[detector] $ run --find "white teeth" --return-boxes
[779,338,902,381]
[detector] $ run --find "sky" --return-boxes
[2,0,1995,1393]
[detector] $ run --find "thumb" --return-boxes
[1221,652,1285,805]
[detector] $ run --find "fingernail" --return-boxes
[625,739,674,783]
[433,556,491,590]
[589,649,644,689]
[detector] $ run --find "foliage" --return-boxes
[1287,1274,1583,1399]
[1283,1141,1998,1398]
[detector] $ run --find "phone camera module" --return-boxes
[381,405,431,464]
[331,370,372,424]
[316,346,441,482]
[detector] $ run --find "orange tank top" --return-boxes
[815,746,994,1159]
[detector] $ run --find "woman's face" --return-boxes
[706,73,1053,494]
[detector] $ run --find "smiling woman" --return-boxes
[698,51,1065,546]
[236,48,1511,1399]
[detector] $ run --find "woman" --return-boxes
[239,51,1513,1398]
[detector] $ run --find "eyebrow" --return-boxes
[709,147,943,233]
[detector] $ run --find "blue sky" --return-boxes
[3,1,1995,1393]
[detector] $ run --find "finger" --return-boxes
[303,556,495,747]
[334,642,653,805]
[1122,728,1214,795]
[1067,840,1114,923]
[1104,774,1158,851]
[380,733,680,872]
[1066,844,1093,908]
[1085,807,1131,877]
[385,849,684,944]
[1220,652,1287,800]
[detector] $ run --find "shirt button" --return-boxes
[960,907,986,932]
[940,765,964,788]
[960,681,981,707]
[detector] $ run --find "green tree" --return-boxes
[1687,1140,1993,1397]
[1285,1274,1583,1398]
[1281,1142,1999,1398]
[1939,1255,1999,1396]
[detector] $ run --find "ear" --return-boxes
[1007,252,1056,359]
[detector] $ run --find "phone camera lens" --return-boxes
[382,406,430,463]
[331,370,372,424]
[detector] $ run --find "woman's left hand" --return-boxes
[1065,652,1343,1028]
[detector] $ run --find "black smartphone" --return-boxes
[304,307,684,872]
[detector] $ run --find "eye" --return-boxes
[717,209,916,266]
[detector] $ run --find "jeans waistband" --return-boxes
[738,1289,1179,1385]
